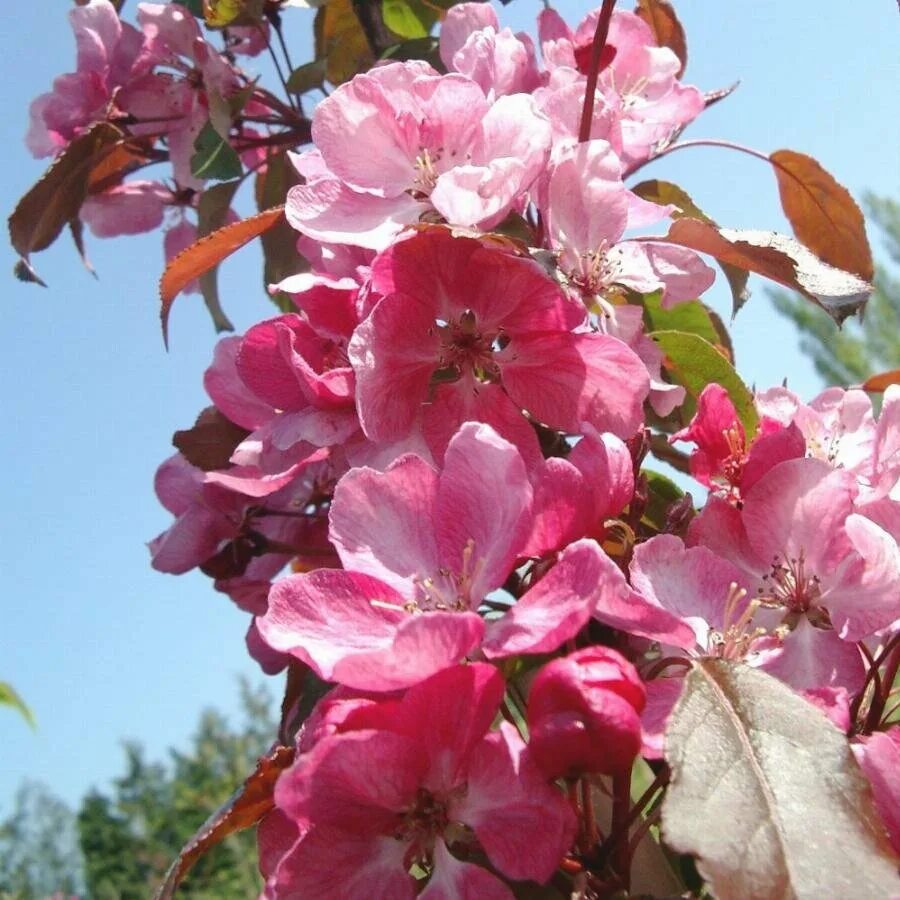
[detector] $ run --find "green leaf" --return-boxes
[286,59,328,95]
[663,659,900,899]
[640,292,721,348]
[382,0,437,38]
[650,330,759,437]
[1,681,35,728]
[643,469,689,531]
[381,36,443,68]
[190,122,242,182]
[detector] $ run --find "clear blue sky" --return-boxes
[1,1,898,814]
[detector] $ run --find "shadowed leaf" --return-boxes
[663,659,900,900]
[657,218,872,323]
[191,122,242,182]
[635,0,686,77]
[160,206,285,347]
[770,149,873,282]
[9,122,123,278]
[172,406,250,471]
[154,745,294,900]
[315,0,375,84]
[197,179,241,333]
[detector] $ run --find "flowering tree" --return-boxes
[11,1,900,897]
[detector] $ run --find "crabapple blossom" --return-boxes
[285,61,552,248]
[528,646,646,779]
[266,664,576,898]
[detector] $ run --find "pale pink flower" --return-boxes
[852,727,900,853]
[350,228,651,450]
[285,62,552,248]
[439,3,541,97]
[543,140,716,309]
[268,664,576,898]
[26,0,148,157]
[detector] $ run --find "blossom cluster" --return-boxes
[28,0,900,894]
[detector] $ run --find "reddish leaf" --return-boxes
[87,139,156,194]
[635,0,686,77]
[657,218,872,323]
[9,122,123,275]
[172,406,250,471]
[154,745,295,900]
[770,149,873,283]
[160,206,285,347]
[862,369,900,393]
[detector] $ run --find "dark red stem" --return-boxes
[578,0,617,143]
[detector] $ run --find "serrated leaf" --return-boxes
[663,659,900,900]
[286,58,328,94]
[635,0,686,77]
[651,330,758,437]
[657,218,872,324]
[1,682,35,729]
[191,121,242,181]
[9,122,123,277]
[314,0,374,85]
[160,206,285,346]
[769,149,873,283]
[382,0,437,38]
[154,745,294,900]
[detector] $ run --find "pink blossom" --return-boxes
[285,62,552,248]
[543,140,716,308]
[538,9,704,169]
[80,180,174,238]
[268,664,576,898]
[351,228,650,447]
[26,0,148,157]
[439,3,541,97]
[672,383,805,499]
[118,3,241,188]
[528,646,646,778]
[257,423,693,690]
[852,727,900,853]
[689,458,900,691]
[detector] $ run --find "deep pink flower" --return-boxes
[528,647,646,779]
[268,664,576,898]
[257,423,693,690]
[285,61,552,248]
[351,228,650,448]
[852,727,900,853]
[672,383,805,500]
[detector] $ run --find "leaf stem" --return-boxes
[577,0,617,143]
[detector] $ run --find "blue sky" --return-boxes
[1,0,898,814]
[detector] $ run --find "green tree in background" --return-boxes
[0,781,84,899]
[78,679,275,899]
[1,679,274,899]
[771,192,900,385]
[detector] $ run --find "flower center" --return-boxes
[705,583,768,660]
[758,550,822,613]
[433,310,503,385]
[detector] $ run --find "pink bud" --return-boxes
[527,646,646,779]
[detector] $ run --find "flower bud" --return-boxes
[527,646,646,779]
